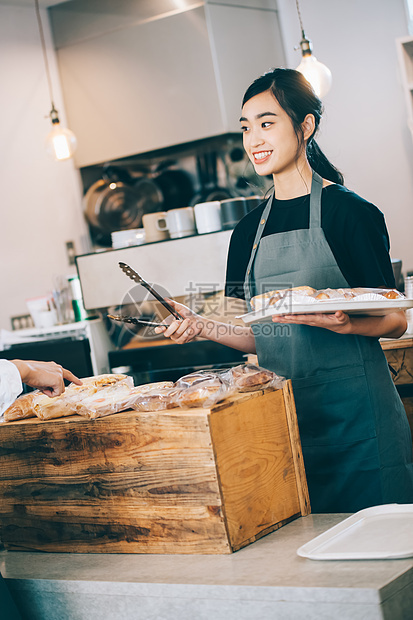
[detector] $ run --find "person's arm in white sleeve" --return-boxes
[0,359,23,416]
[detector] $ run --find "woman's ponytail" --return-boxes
[307,140,344,185]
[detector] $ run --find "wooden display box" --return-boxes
[0,382,310,554]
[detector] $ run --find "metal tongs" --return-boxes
[107,262,184,328]
[107,314,170,328]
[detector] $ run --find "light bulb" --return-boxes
[45,121,77,161]
[296,54,332,98]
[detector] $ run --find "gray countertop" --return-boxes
[1,514,413,620]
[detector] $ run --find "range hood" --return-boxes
[49,0,285,167]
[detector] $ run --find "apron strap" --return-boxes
[309,170,323,229]
[243,192,274,302]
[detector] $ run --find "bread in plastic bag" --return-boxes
[174,375,233,409]
[3,391,49,423]
[78,380,174,419]
[175,370,228,389]
[132,387,182,412]
[228,363,285,392]
[34,374,134,421]
[80,373,134,389]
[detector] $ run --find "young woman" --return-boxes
[156,68,413,513]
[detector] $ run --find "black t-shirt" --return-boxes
[225,184,396,299]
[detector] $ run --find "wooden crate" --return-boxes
[0,382,310,554]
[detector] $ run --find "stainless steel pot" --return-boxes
[84,175,163,235]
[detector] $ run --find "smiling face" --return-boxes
[240,90,309,179]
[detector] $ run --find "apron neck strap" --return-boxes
[309,170,323,229]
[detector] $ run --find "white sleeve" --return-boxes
[0,360,23,416]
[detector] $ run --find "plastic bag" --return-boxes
[173,371,234,409]
[78,380,175,418]
[227,363,286,393]
[132,387,182,412]
[3,390,49,423]
[35,383,98,420]
[175,370,229,389]
[34,373,134,421]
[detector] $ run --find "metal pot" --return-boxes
[84,166,163,235]
[83,179,143,234]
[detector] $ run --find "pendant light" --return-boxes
[35,0,77,161]
[294,0,332,98]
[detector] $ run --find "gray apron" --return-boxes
[244,171,413,513]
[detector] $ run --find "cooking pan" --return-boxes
[84,179,144,234]
[84,166,163,235]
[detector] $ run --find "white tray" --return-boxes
[238,299,413,324]
[297,504,413,560]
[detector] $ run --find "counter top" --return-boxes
[381,333,413,351]
[2,514,412,620]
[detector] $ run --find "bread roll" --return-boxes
[251,286,316,310]
[3,391,49,422]
[230,364,275,392]
[382,289,403,299]
[35,383,98,420]
[178,384,223,408]
[34,374,134,420]
[132,388,181,412]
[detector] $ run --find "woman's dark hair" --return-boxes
[242,68,344,185]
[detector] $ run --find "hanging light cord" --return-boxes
[34,0,57,115]
[295,0,306,38]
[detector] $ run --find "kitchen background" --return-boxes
[1,0,413,330]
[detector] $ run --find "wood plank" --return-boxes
[380,337,413,351]
[0,410,213,480]
[282,381,311,517]
[0,467,221,507]
[0,504,230,554]
[208,389,302,551]
[230,513,299,552]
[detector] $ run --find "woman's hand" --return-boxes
[272,311,351,334]
[155,299,205,344]
[155,298,257,352]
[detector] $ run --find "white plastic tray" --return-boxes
[297,504,413,560]
[238,299,413,324]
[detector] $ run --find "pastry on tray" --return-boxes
[250,286,405,312]
[251,286,316,311]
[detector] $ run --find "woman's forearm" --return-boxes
[199,318,256,353]
[272,309,407,339]
[348,311,407,339]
